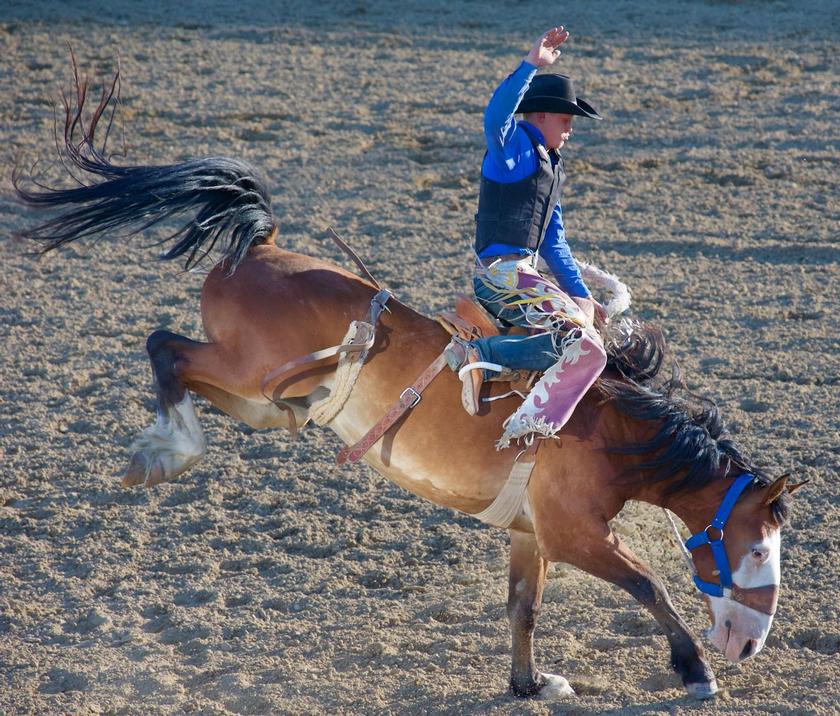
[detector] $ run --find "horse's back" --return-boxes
[199,244,376,345]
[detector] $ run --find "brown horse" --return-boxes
[15,65,802,701]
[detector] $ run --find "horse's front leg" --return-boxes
[507,530,574,699]
[549,526,717,699]
[123,330,208,487]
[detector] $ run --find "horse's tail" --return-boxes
[13,57,276,273]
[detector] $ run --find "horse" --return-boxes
[14,62,802,701]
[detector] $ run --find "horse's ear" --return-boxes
[786,479,809,496]
[763,475,789,506]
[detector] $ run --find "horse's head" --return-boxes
[688,474,803,663]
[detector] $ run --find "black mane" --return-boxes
[599,320,790,524]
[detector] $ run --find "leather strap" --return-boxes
[260,290,391,401]
[327,226,382,291]
[437,311,479,339]
[260,339,366,398]
[730,583,779,616]
[337,352,448,465]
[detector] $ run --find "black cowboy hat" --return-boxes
[517,73,602,120]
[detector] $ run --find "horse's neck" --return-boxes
[605,405,730,533]
[644,478,731,534]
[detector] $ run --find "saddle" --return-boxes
[437,294,502,342]
[436,294,534,389]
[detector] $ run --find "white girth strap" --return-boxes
[472,443,539,528]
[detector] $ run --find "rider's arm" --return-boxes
[483,26,570,179]
[482,61,539,180]
[538,203,591,298]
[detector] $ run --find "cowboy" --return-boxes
[446,26,608,446]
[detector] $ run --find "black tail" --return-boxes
[13,55,276,273]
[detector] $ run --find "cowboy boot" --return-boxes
[443,337,484,415]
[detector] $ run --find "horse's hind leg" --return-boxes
[123,329,302,488]
[507,530,574,699]
[123,330,208,487]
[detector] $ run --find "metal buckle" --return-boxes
[400,387,421,408]
[704,524,724,542]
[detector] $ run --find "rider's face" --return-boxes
[545,113,574,150]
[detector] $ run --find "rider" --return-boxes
[446,26,608,445]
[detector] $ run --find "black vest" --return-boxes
[474,124,566,254]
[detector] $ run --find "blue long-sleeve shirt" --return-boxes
[479,61,590,298]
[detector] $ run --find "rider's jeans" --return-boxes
[471,262,590,376]
[473,275,558,372]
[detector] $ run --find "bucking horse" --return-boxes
[13,61,803,701]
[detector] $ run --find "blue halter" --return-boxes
[684,473,755,598]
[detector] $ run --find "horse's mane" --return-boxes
[599,319,790,524]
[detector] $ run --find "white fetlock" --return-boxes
[122,394,206,488]
[538,673,575,699]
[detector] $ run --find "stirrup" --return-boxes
[459,357,483,416]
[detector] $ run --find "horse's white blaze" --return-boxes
[733,529,781,589]
[707,528,780,662]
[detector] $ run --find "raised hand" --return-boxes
[525,26,570,68]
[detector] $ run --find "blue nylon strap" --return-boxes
[693,575,724,598]
[685,531,709,550]
[684,473,755,598]
[712,473,754,529]
[711,539,732,587]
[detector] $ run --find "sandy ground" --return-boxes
[1,1,838,714]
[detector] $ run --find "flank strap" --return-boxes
[337,352,448,465]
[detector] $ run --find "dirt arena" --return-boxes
[1,1,837,714]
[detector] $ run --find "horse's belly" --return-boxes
[329,411,509,515]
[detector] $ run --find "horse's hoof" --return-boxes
[122,451,170,488]
[686,679,718,700]
[538,673,575,700]
[143,455,171,487]
[122,453,150,488]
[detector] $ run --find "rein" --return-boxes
[664,473,779,616]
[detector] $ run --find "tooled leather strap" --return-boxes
[336,353,448,465]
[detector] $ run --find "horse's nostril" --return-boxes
[740,639,756,660]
